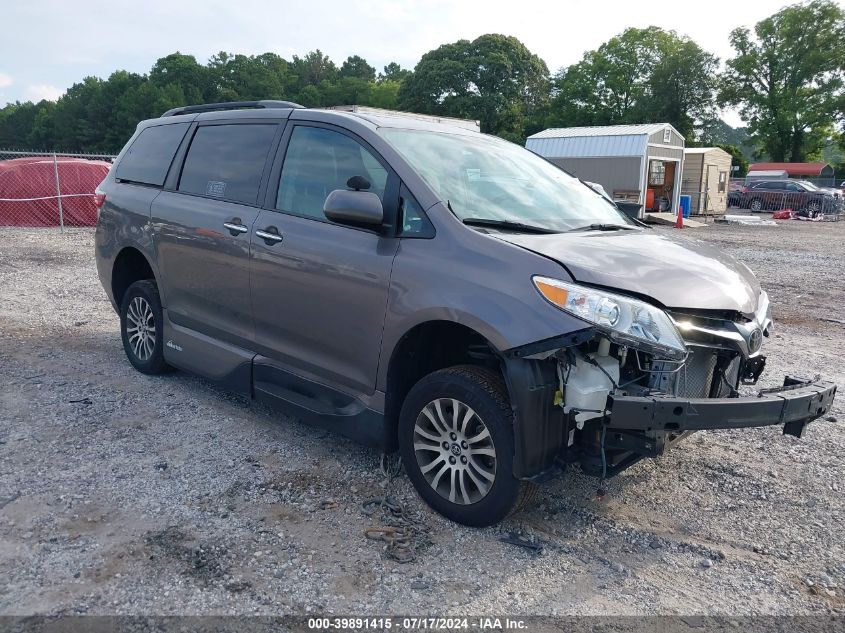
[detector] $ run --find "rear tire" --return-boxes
[749,198,763,212]
[120,280,170,375]
[398,365,537,527]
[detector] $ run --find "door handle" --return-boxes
[223,218,248,235]
[256,227,283,244]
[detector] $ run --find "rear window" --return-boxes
[116,123,189,187]
[178,124,277,205]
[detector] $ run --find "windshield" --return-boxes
[799,181,819,191]
[380,128,635,232]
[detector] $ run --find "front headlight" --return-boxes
[533,276,687,360]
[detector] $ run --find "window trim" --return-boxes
[262,121,400,235]
[166,119,284,208]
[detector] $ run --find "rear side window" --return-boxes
[116,123,189,186]
[178,124,277,205]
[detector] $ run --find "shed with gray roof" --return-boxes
[526,123,685,214]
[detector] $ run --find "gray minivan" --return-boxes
[95,101,837,526]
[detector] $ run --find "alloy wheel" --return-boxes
[413,398,497,505]
[125,296,156,361]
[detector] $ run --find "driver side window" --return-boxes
[276,126,388,220]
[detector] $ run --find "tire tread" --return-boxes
[120,279,170,375]
[399,363,538,526]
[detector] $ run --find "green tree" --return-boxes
[399,34,549,139]
[149,52,213,104]
[648,36,720,138]
[339,55,376,81]
[365,80,401,109]
[550,27,719,139]
[93,71,147,150]
[379,62,411,83]
[27,101,57,149]
[208,52,290,101]
[720,0,845,162]
[0,102,44,148]
[50,76,106,150]
[290,50,337,90]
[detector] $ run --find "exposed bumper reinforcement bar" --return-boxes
[607,376,837,439]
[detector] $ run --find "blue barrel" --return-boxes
[679,195,691,218]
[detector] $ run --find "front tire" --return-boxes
[398,365,536,527]
[749,198,763,212]
[120,280,170,375]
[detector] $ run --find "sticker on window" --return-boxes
[206,181,226,197]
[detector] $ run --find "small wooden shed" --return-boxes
[681,147,732,215]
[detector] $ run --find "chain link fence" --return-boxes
[728,176,844,218]
[0,149,117,231]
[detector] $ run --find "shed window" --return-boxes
[663,129,671,143]
[649,160,665,186]
[718,171,727,193]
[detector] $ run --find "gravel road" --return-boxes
[1,218,843,616]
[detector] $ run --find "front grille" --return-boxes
[648,348,716,398]
[677,349,718,397]
[647,348,738,398]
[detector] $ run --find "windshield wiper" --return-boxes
[566,223,639,233]
[462,218,559,234]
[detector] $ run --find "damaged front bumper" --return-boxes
[606,376,837,438]
[503,341,838,481]
[573,375,838,478]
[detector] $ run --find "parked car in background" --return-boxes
[738,179,841,216]
[94,101,837,526]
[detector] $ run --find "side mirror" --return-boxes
[323,189,384,226]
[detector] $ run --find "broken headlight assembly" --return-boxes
[532,276,687,361]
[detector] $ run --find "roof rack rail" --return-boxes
[161,100,305,117]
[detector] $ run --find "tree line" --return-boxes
[1,0,842,166]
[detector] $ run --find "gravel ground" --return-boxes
[0,218,843,616]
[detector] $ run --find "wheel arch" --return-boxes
[383,320,500,451]
[111,246,158,310]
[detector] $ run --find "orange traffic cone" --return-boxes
[675,208,684,229]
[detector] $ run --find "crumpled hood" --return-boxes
[495,229,762,315]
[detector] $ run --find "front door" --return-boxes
[152,121,279,348]
[250,123,399,398]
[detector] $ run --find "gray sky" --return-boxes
[0,0,832,126]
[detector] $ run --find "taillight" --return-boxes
[741,186,749,193]
[93,189,106,210]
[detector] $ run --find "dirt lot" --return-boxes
[1,218,844,616]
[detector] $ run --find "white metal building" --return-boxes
[526,123,685,214]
